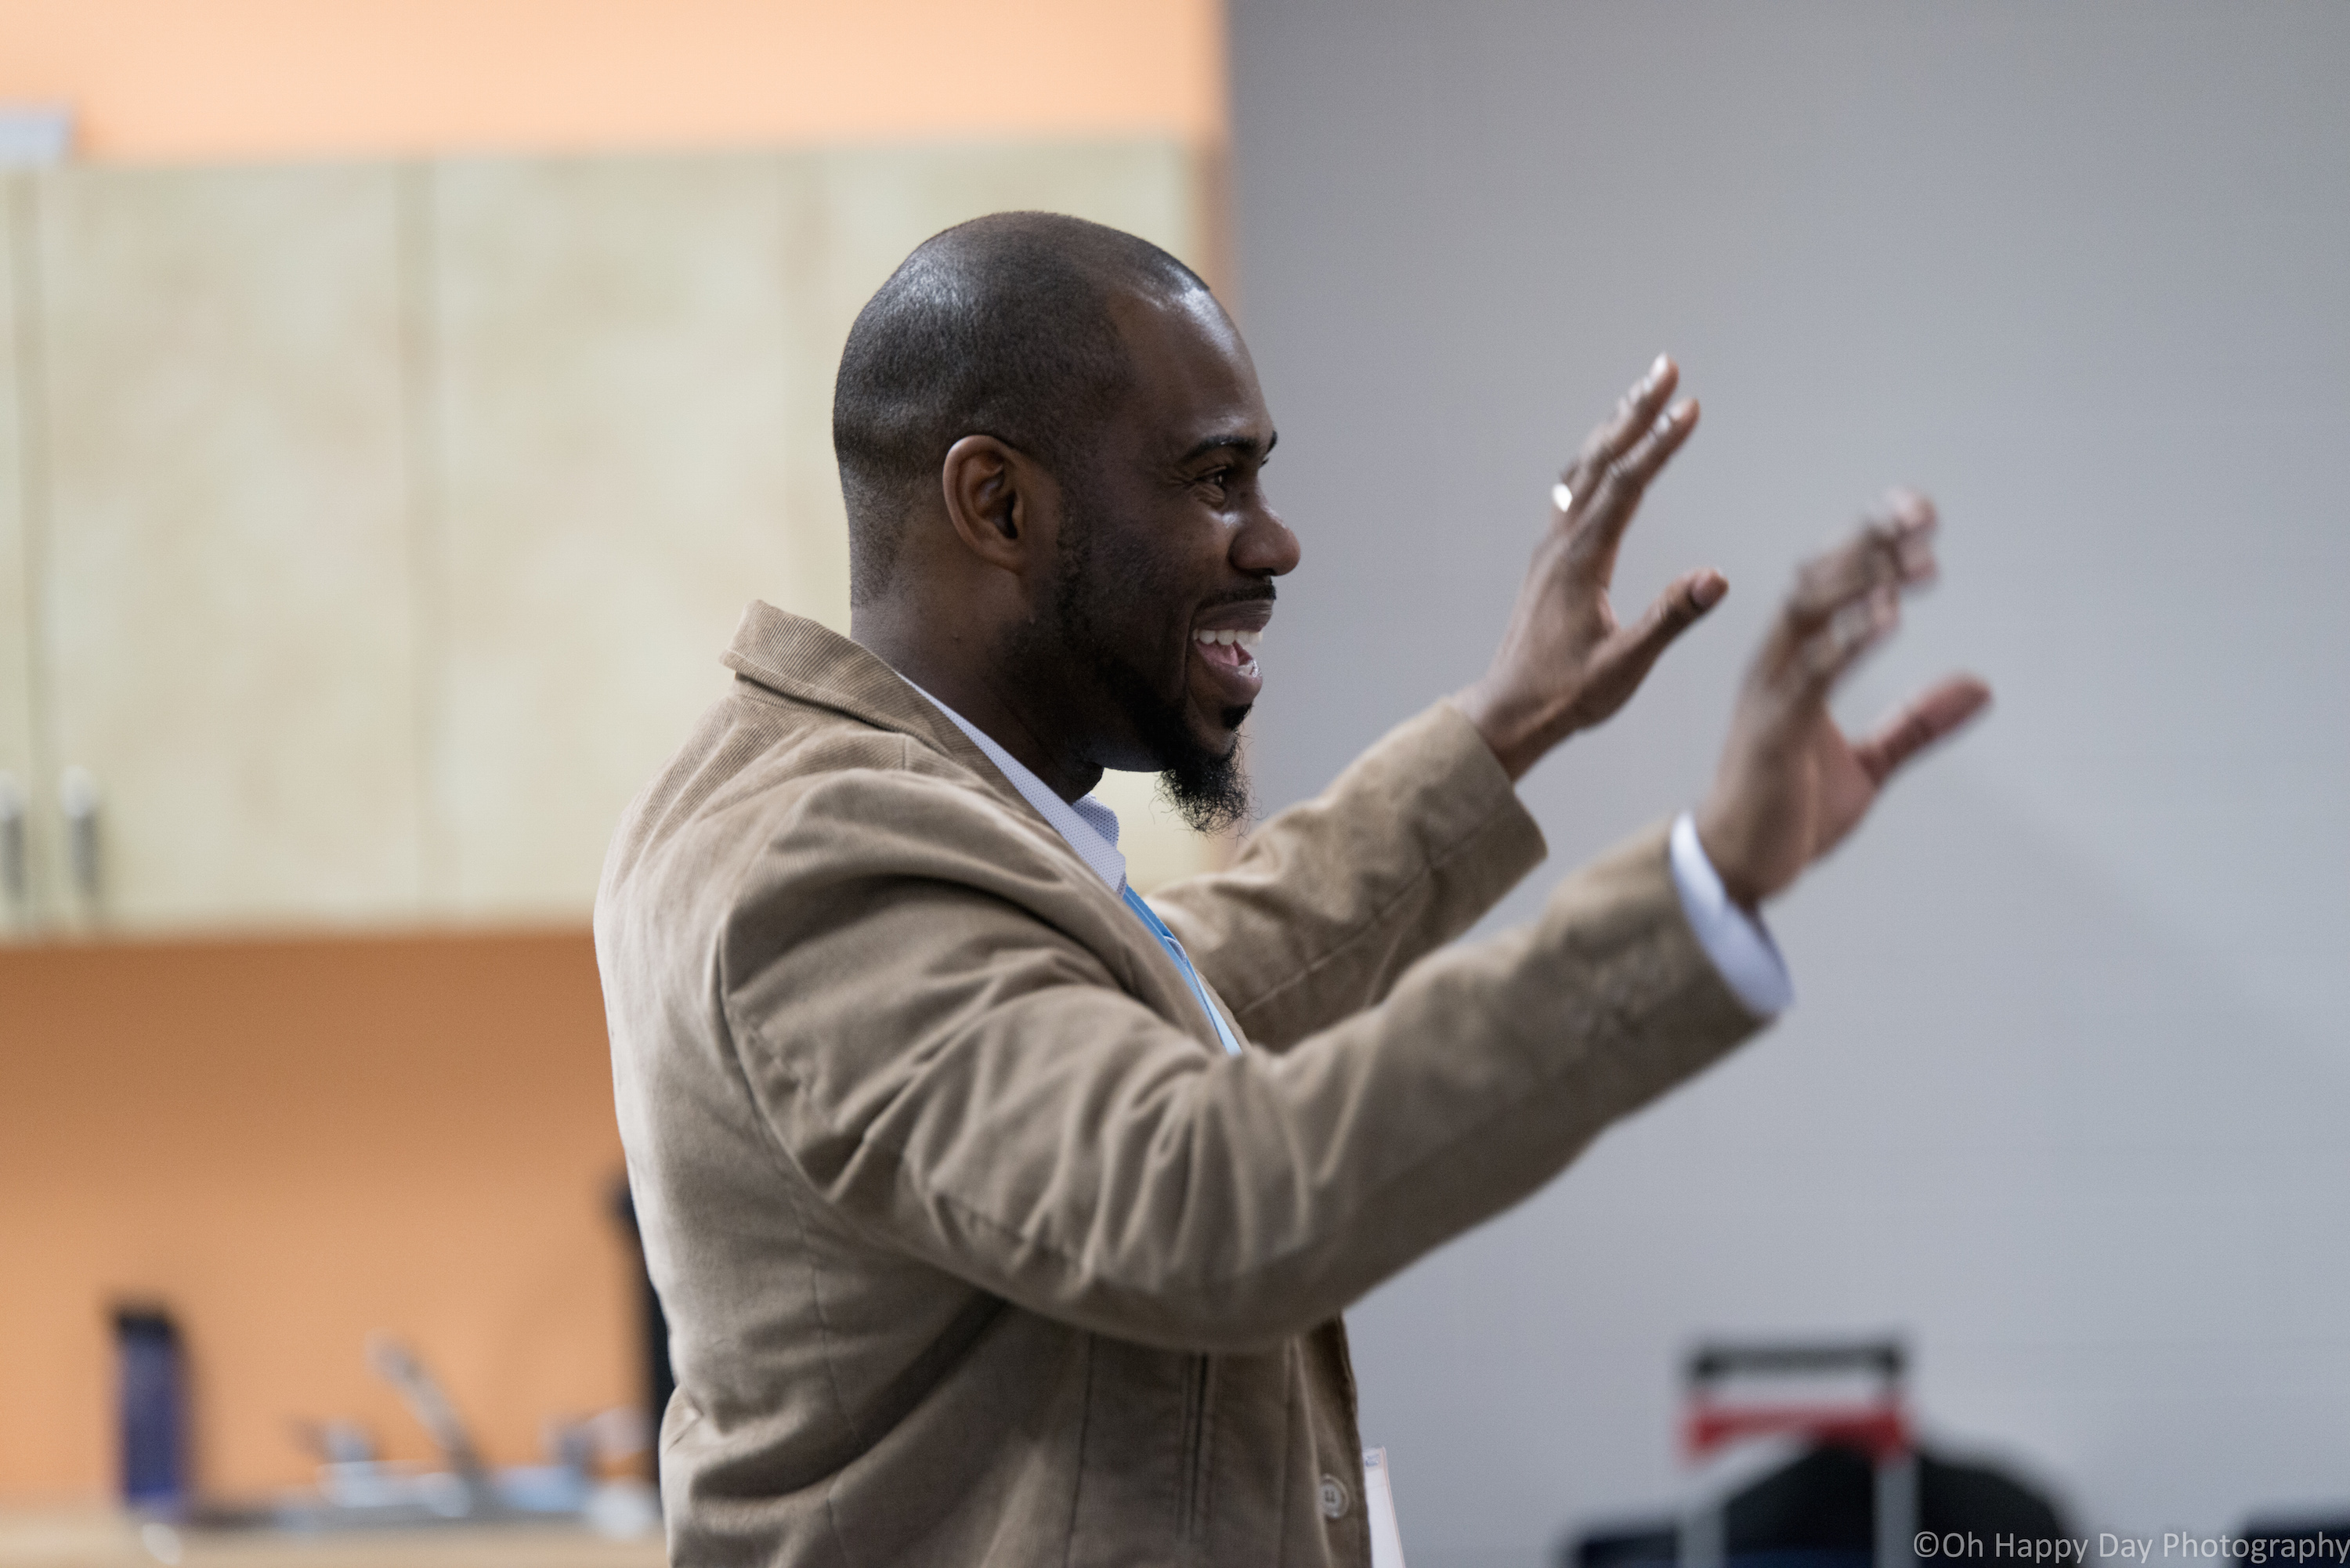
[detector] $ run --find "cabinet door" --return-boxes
[0,177,38,935]
[421,154,820,921]
[34,166,424,933]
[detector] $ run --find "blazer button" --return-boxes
[1319,1472,1350,1519]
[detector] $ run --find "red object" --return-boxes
[1683,1402,1911,1463]
[1681,1340,1914,1465]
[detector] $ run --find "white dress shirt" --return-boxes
[908,682,1791,1017]
[907,682,1131,890]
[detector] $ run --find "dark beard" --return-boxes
[1092,647,1252,835]
[1045,497,1253,836]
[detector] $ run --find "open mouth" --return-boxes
[1188,612,1267,717]
[1191,626,1262,679]
[1188,594,1273,717]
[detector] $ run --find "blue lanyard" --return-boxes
[1121,885,1246,1057]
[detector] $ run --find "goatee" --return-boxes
[1047,497,1253,835]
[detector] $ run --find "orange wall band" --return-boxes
[0,0,1227,163]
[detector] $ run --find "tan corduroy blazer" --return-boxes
[594,604,1766,1567]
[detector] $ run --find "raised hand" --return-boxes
[1455,355,1727,780]
[1694,491,1992,908]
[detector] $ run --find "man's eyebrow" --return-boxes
[1176,430,1278,466]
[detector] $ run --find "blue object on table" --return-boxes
[114,1305,186,1512]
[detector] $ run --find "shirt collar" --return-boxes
[903,682,1128,893]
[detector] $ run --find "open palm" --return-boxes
[1696,493,1990,908]
[1455,355,1726,779]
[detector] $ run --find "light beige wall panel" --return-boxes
[804,139,1213,891]
[424,155,816,920]
[35,166,423,932]
[0,176,40,935]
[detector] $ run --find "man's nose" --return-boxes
[1233,501,1301,578]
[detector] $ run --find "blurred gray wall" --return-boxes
[1227,3,2350,1562]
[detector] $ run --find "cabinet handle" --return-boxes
[0,772,24,910]
[60,766,99,904]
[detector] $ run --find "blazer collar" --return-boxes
[720,601,1035,819]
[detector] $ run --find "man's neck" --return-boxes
[851,612,1104,804]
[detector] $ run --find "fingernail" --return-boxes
[1653,408,1677,436]
[1648,353,1670,385]
[1551,482,1574,512]
[1692,573,1726,609]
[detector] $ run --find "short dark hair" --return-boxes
[831,211,1209,604]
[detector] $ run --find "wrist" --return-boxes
[1693,803,1767,913]
[1452,677,1549,782]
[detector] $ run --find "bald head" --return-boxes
[831,211,1213,605]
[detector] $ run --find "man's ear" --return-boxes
[941,434,1060,576]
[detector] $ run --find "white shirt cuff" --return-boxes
[1668,811,1794,1017]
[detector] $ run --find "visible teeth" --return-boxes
[1195,628,1264,649]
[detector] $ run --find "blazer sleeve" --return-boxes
[718,765,1767,1356]
[1147,701,1549,1050]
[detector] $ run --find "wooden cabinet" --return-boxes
[0,140,1213,938]
[0,179,35,934]
[30,167,426,934]
[419,154,815,923]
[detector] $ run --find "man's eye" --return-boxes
[1198,468,1234,494]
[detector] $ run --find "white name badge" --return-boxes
[1363,1447,1408,1568]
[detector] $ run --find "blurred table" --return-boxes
[0,1512,667,1568]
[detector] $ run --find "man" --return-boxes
[595,212,1987,1566]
